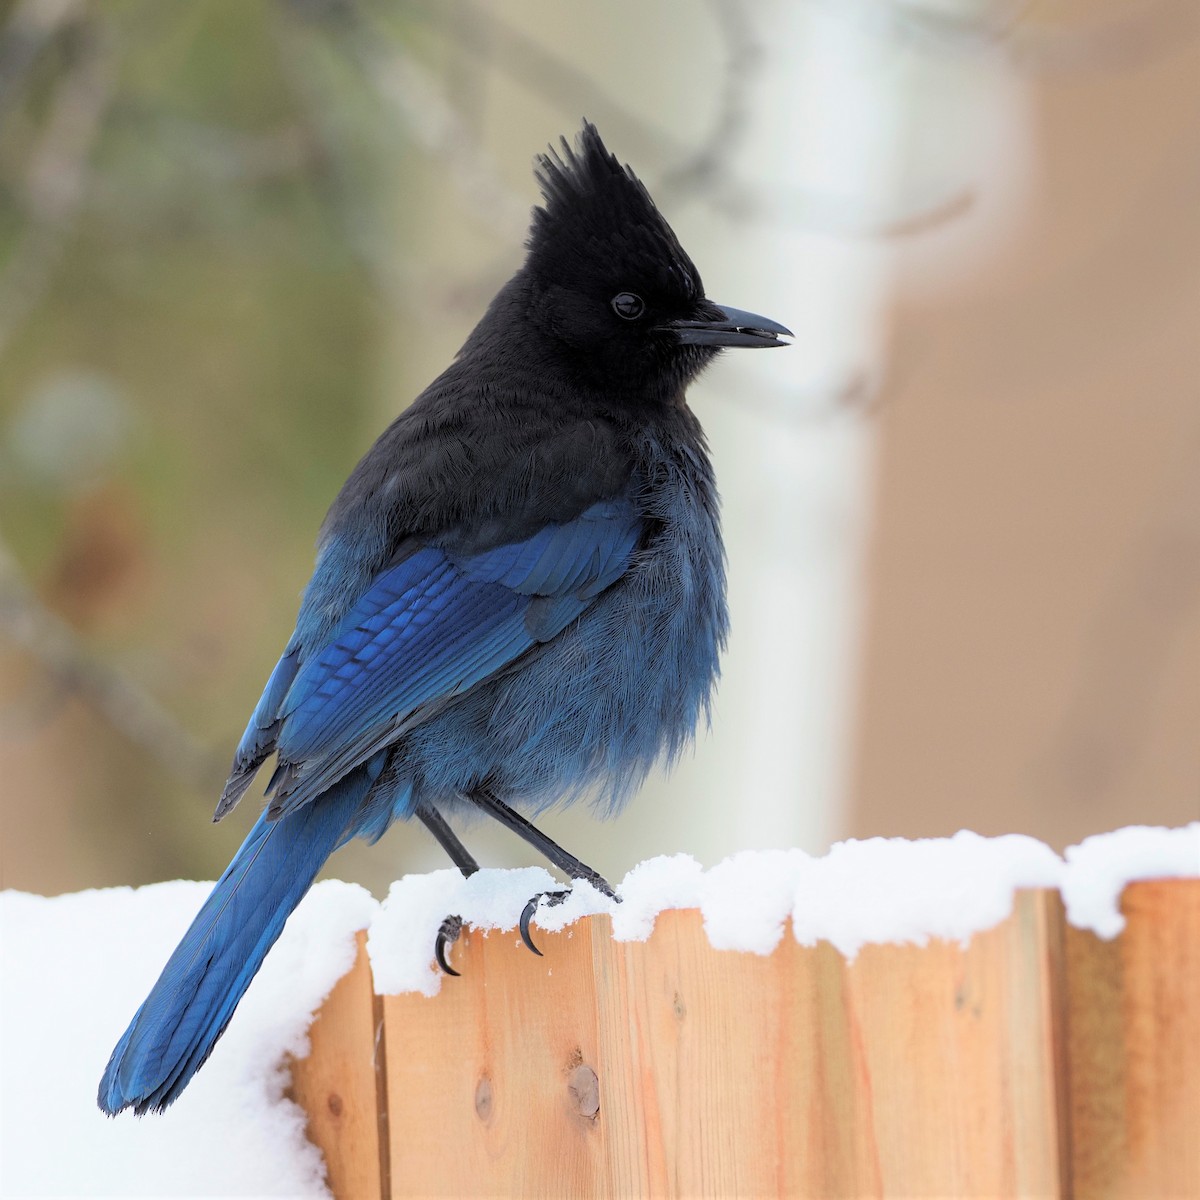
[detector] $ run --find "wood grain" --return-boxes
[288,930,387,1200]
[290,882,1199,1198]
[1064,879,1200,1200]
[376,897,1065,1198]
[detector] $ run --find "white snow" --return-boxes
[1060,823,1200,938]
[789,831,1064,958]
[0,879,374,1198]
[364,824,1198,992]
[1,823,1196,1196]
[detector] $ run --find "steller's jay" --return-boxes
[98,122,790,1116]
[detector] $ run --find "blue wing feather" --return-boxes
[253,497,640,817]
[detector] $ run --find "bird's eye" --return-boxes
[611,292,645,321]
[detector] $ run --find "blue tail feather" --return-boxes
[97,769,370,1116]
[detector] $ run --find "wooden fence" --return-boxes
[288,879,1199,1198]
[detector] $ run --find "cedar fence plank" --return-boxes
[290,882,1198,1198]
[288,929,387,1200]
[1064,879,1200,1200]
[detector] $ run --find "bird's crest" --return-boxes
[527,121,702,301]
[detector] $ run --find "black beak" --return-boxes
[665,303,792,349]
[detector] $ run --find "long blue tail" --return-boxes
[97,772,369,1115]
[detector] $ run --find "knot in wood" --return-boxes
[474,1075,493,1122]
[567,1064,600,1121]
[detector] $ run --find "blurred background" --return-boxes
[1,0,1196,898]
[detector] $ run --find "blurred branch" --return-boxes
[401,0,683,161]
[0,0,86,111]
[719,332,936,427]
[855,0,1198,74]
[336,6,530,239]
[880,0,1036,52]
[135,114,325,186]
[0,15,117,361]
[271,10,421,310]
[1005,0,1198,74]
[659,0,758,199]
[346,0,970,243]
[0,534,225,791]
[694,174,976,239]
[718,369,883,428]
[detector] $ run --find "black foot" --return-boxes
[435,914,465,976]
[518,890,569,957]
[518,873,621,957]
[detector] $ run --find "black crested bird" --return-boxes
[98,121,791,1116]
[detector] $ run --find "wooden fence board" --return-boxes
[834,889,1066,1198]
[1064,879,1200,1199]
[290,882,1198,1199]
[381,917,607,1197]
[288,930,386,1200]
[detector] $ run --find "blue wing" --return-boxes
[224,497,642,820]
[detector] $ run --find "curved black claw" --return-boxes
[518,889,570,957]
[436,914,465,977]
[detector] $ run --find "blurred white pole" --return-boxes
[685,3,906,856]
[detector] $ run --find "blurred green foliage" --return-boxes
[0,0,407,889]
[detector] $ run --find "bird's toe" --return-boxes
[435,914,466,976]
[518,889,571,957]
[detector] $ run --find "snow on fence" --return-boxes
[292,876,1199,1199]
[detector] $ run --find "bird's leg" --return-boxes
[466,788,615,893]
[465,787,619,957]
[417,807,479,977]
[419,805,481,876]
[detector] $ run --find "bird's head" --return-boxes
[519,121,790,404]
